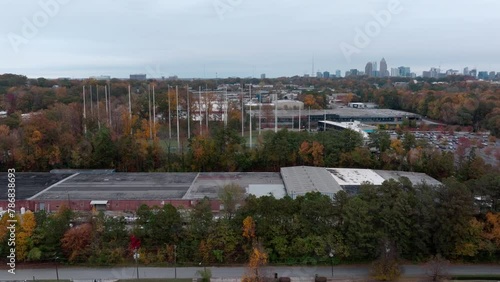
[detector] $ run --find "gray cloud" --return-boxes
[1,0,499,78]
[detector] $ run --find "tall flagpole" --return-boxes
[187,85,190,139]
[148,84,152,140]
[176,86,180,151]
[249,84,252,148]
[83,86,87,134]
[199,86,202,136]
[153,84,156,138]
[96,85,100,129]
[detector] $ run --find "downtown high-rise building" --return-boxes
[391,68,400,77]
[380,58,389,77]
[365,62,374,77]
[399,66,411,77]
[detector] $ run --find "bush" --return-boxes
[370,258,402,281]
[197,268,212,282]
[314,276,327,282]
[425,254,450,281]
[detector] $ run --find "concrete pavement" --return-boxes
[1,265,500,281]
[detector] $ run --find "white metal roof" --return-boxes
[327,168,386,186]
[90,200,108,205]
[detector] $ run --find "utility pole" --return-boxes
[275,98,278,133]
[308,106,311,132]
[224,86,228,128]
[82,86,87,134]
[108,82,112,129]
[153,84,156,138]
[299,107,301,131]
[148,84,152,140]
[168,86,172,139]
[258,99,261,135]
[249,84,252,148]
[205,86,209,134]
[241,84,244,137]
[187,85,191,139]
[96,85,100,129]
[128,85,132,135]
[176,86,180,151]
[104,85,107,115]
[89,85,93,117]
[199,86,202,136]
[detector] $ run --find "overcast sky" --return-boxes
[1,0,499,78]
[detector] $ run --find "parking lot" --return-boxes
[389,130,499,166]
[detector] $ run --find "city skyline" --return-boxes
[1,0,499,78]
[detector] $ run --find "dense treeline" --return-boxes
[1,177,499,265]
[0,102,497,182]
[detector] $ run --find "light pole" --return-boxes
[329,250,335,278]
[174,244,177,279]
[55,256,59,281]
[134,248,139,279]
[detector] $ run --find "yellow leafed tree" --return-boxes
[17,211,36,262]
[242,216,268,282]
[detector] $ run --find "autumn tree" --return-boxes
[218,183,246,219]
[242,216,269,282]
[17,211,36,262]
[61,223,93,263]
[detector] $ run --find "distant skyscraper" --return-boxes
[316,71,323,78]
[428,67,440,78]
[489,71,495,80]
[380,58,388,77]
[349,69,359,76]
[391,68,399,77]
[323,71,330,78]
[470,69,477,78]
[365,62,373,77]
[463,67,470,76]
[261,73,266,79]
[478,71,489,80]
[399,66,411,77]
[335,70,341,78]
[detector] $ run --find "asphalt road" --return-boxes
[2,265,500,281]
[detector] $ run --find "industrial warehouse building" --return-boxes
[255,107,422,129]
[0,167,440,214]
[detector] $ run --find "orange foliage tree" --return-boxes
[242,216,269,282]
[61,223,93,263]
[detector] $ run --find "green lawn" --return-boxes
[451,274,500,280]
